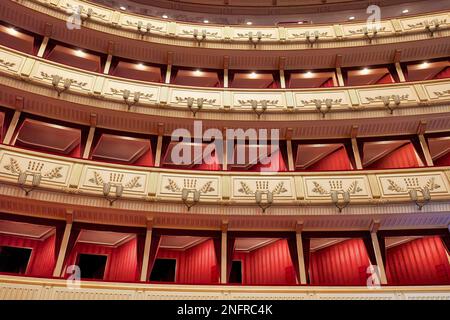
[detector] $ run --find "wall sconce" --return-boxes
[424,19,440,36]
[314,99,333,118]
[17,172,41,196]
[181,188,200,211]
[122,90,140,110]
[408,187,431,210]
[330,190,350,213]
[193,29,207,46]
[381,95,401,114]
[186,97,204,116]
[52,75,71,97]
[305,31,319,46]
[137,21,152,36]
[362,26,378,43]
[249,31,262,48]
[255,190,273,213]
[102,182,124,206]
[79,6,93,23]
[250,100,268,119]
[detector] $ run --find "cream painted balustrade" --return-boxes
[21,0,450,48]
[0,145,449,208]
[1,275,450,300]
[1,45,450,118]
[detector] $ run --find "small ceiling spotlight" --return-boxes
[305,71,313,77]
[348,16,356,21]
[249,72,257,79]
[119,6,126,10]
[162,14,169,19]
[421,61,429,68]
[137,63,145,70]
[402,9,409,14]
[203,20,209,24]
[362,67,370,74]
[194,69,202,76]
[246,21,253,25]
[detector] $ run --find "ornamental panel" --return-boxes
[169,88,222,108]
[80,166,148,195]
[341,21,394,37]
[119,14,167,35]
[0,48,25,74]
[231,177,295,200]
[233,92,285,109]
[158,173,221,199]
[377,172,449,196]
[422,82,450,100]
[294,91,350,108]
[358,86,418,105]
[303,176,371,199]
[176,25,223,40]
[399,14,448,31]
[30,61,96,94]
[102,78,160,103]
[286,26,335,40]
[232,28,279,41]
[0,151,72,186]
[59,0,113,23]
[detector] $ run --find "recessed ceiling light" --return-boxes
[246,21,253,25]
[402,9,409,14]
[75,49,85,57]
[249,72,257,78]
[203,20,209,24]
[362,67,370,74]
[298,21,304,24]
[348,16,356,21]
[421,61,429,68]
[162,14,169,19]
[305,71,313,77]
[137,63,145,69]
[194,69,202,75]
[7,27,17,35]
[119,6,126,10]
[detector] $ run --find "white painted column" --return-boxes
[53,212,73,277]
[37,36,49,58]
[3,110,21,145]
[103,54,113,75]
[351,137,363,169]
[370,221,388,285]
[336,67,345,87]
[154,135,163,167]
[140,220,153,282]
[296,228,307,285]
[395,62,406,82]
[220,222,228,284]
[82,126,96,159]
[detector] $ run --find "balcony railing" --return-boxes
[1,45,449,120]
[1,144,449,210]
[0,275,449,300]
[23,0,450,50]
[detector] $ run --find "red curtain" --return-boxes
[434,151,450,166]
[227,237,236,282]
[251,150,287,172]
[376,73,395,84]
[386,236,450,285]
[157,239,219,284]
[195,149,221,171]
[0,233,56,277]
[320,78,335,88]
[232,239,297,285]
[307,147,352,171]
[435,67,450,79]
[367,143,420,169]
[309,239,371,286]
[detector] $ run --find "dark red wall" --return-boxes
[232,239,297,285]
[386,236,450,285]
[309,239,371,286]
[157,239,219,284]
[0,233,56,277]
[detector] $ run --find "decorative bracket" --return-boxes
[103,182,123,206]
[330,190,350,213]
[255,190,273,213]
[17,172,41,196]
[181,188,200,211]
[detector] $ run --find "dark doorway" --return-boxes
[150,258,176,282]
[229,260,242,284]
[77,253,107,280]
[0,246,32,274]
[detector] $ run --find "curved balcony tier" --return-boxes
[0,0,449,69]
[1,45,450,134]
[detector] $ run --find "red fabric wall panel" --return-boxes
[251,150,287,172]
[307,147,353,171]
[156,239,219,284]
[109,238,139,282]
[386,236,450,285]
[435,67,450,79]
[66,239,139,282]
[320,78,335,88]
[309,239,371,286]
[367,143,420,169]
[0,233,56,277]
[376,73,395,84]
[434,152,450,166]
[232,239,296,285]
